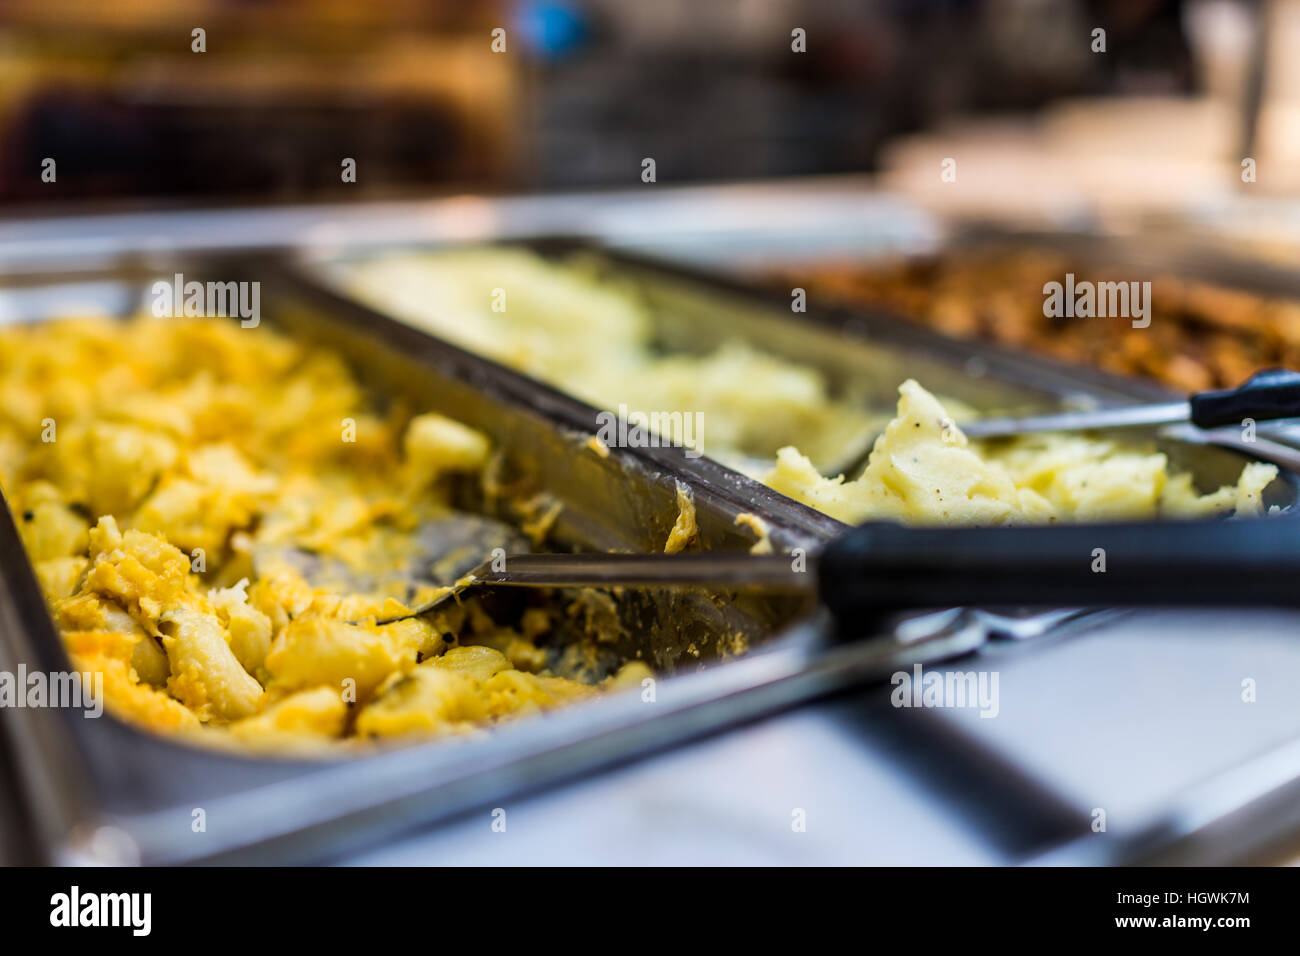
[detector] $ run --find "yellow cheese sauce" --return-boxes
[0,315,649,751]
[663,481,697,554]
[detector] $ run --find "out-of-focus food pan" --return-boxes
[2,255,980,866]
[289,236,1300,623]
[764,225,1300,419]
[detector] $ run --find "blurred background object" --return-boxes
[0,0,519,205]
[0,0,1284,212]
[772,239,1300,392]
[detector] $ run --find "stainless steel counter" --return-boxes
[335,607,1300,866]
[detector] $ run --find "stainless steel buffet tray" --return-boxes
[0,252,992,866]
[290,236,1300,629]
[295,234,1300,486]
[281,233,1300,865]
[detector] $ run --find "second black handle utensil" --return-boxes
[1189,368,1300,429]
[961,368,1300,438]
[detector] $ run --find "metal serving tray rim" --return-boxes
[271,250,850,544]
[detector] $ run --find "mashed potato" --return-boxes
[341,248,869,471]
[0,315,648,750]
[766,379,1278,525]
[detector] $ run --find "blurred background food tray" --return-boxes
[756,226,1300,448]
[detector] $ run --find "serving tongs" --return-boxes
[383,516,1300,627]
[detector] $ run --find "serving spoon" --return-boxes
[252,511,530,604]
[374,515,1300,627]
[961,368,1300,440]
[821,368,1300,480]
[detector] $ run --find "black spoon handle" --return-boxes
[817,518,1300,621]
